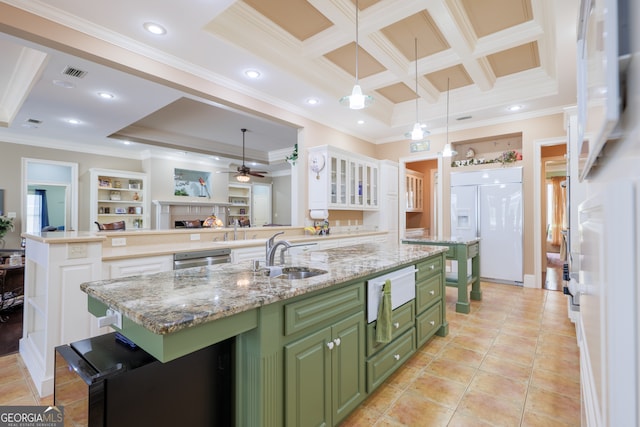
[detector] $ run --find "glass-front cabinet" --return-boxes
[405,170,423,212]
[308,145,379,212]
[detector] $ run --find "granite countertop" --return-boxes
[81,242,447,335]
[402,231,480,245]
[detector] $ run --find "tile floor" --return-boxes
[341,282,580,426]
[0,282,580,426]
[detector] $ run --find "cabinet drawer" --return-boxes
[416,256,442,281]
[416,273,442,314]
[284,282,364,336]
[366,328,416,392]
[416,302,442,347]
[468,242,479,258]
[366,301,414,356]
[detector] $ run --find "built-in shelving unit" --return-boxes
[228,183,251,226]
[89,168,149,230]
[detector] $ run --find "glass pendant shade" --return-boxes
[236,174,250,182]
[442,143,457,158]
[340,84,373,110]
[410,123,424,140]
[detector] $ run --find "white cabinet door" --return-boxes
[103,255,173,279]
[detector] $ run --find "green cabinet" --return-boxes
[284,311,365,427]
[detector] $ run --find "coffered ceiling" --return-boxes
[0,0,578,165]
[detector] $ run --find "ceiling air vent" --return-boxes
[456,115,472,121]
[26,118,42,125]
[61,66,88,79]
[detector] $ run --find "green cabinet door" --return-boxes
[285,326,332,427]
[332,312,365,424]
[285,312,365,427]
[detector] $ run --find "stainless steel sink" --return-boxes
[270,266,328,280]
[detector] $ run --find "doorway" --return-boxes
[538,144,567,290]
[21,158,78,233]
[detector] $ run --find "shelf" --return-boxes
[97,200,143,204]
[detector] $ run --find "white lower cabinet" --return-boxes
[102,255,173,279]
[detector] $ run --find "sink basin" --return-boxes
[269,266,328,280]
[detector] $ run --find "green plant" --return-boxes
[286,143,298,165]
[0,215,14,239]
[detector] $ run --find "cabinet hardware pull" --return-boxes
[429,290,435,295]
[430,320,435,326]
[333,338,341,346]
[430,265,435,270]
[394,354,400,361]
[326,342,334,350]
[393,322,400,329]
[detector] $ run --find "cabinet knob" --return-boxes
[393,322,400,329]
[326,342,334,350]
[394,354,400,361]
[430,265,435,270]
[430,320,436,326]
[429,290,435,296]
[333,338,341,347]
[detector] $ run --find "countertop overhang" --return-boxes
[81,242,447,336]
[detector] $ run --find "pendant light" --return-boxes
[405,38,430,144]
[441,78,457,158]
[339,0,373,109]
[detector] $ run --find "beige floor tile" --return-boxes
[525,386,581,425]
[408,371,467,409]
[521,410,580,427]
[533,353,580,382]
[386,392,454,427]
[424,358,477,385]
[530,367,580,399]
[447,411,496,427]
[488,341,536,367]
[449,334,494,354]
[480,354,533,383]
[457,389,524,427]
[439,343,485,368]
[468,370,528,407]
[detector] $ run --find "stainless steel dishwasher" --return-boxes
[173,248,232,269]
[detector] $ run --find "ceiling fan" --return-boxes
[220,128,268,182]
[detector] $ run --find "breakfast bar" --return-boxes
[402,233,481,313]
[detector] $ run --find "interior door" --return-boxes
[251,183,271,226]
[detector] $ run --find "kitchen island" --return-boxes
[402,233,481,313]
[80,242,448,426]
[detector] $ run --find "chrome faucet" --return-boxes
[266,231,285,264]
[267,240,292,266]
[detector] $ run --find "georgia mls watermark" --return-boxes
[0,406,64,427]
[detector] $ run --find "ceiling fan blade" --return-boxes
[249,172,266,177]
[250,170,268,174]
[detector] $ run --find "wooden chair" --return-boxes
[95,220,126,231]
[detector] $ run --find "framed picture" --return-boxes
[129,181,141,190]
[109,191,121,201]
[98,178,112,187]
[128,207,136,214]
[239,208,246,215]
[115,207,126,214]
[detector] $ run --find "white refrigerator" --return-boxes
[450,167,523,284]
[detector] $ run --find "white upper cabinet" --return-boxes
[308,145,379,211]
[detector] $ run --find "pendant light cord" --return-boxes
[446,78,450,145]
[414,38,419,122]
[355,0,359,83]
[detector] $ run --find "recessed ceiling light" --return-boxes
[97,91,115,99]
[244,69,261,79]
[67,119,81,125]
[52,79,75,89]
[357,120,365,125]
[507,105,523,112]
[122,140,131,145]
[143,22,166,35]
[306,98,319,105]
